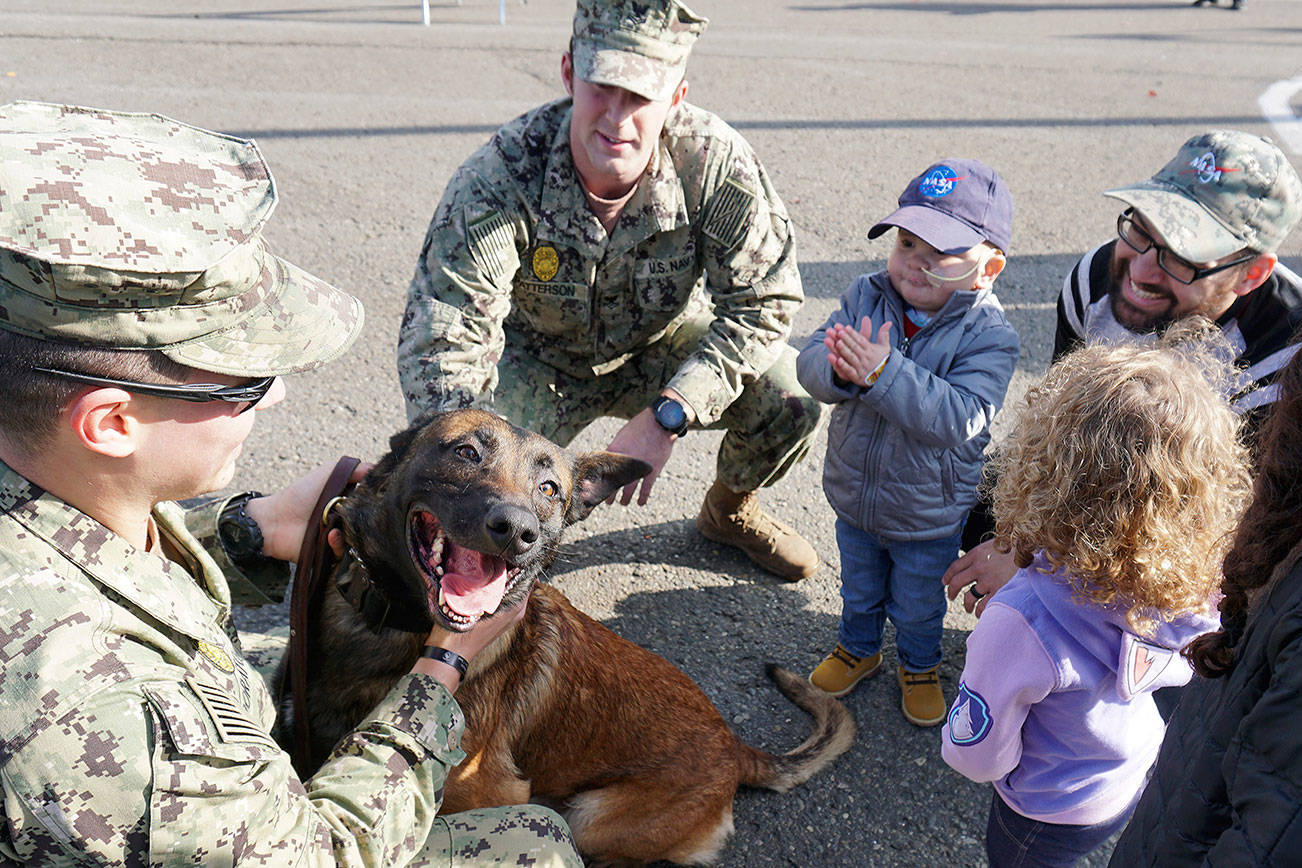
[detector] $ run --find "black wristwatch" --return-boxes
[218,491,270,568]
[651,396,689,437]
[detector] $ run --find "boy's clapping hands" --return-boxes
[826,316,893,386]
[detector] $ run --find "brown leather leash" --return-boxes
[288,455,360,773]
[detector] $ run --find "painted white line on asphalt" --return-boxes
[1260,76,1302,155]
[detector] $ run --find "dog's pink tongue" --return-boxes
[440,544,509,617]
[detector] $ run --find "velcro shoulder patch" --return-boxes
[186,677,276,747]
[702,177,756,250]
[465,209,516,286]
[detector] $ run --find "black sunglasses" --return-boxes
[1116,210,1256,286]
[32,366,277,415]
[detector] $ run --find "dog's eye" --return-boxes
[539,480,559,498]
[454,444,481,462]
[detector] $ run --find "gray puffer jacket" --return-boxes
[797,270,1019,540]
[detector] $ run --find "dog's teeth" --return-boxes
[435,565,444,576]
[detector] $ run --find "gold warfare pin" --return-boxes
[196,639,235,672]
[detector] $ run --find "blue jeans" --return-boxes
[986,792,1134,867]
[834,519,959,672]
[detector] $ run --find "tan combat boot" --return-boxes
[696,480,819,580]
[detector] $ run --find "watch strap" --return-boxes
[421,645,470,679]
[218,490,267,566]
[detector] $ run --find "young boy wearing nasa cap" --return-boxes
[796,159,1020,726]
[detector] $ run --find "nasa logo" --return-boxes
[1183,150,1240,185]
[919,165,966,199]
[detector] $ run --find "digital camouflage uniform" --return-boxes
[399,96,820,491]
[397,1,822,494]
[0,101,580,867]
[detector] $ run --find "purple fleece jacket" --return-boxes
[941,553,1217,825]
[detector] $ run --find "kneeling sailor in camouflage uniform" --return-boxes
[0,101,579,867]
[398,0,824,580]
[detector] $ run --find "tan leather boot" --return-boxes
[897,664,946,727]
[810,645,882,696]
[696,480,819,580]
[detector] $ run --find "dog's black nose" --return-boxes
[485,502,539,555]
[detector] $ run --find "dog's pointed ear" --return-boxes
[387,419,426,457]
[351,423,420,498]
[566,452,652,525]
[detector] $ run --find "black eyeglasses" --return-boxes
[1116,210,1256,285]
[32,366,277,415]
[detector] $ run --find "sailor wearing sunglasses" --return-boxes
[0,101,580,867]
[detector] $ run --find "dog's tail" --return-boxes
[737,664,856,793]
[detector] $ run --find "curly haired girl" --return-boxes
[1111,333,1302,865]
[941,328,1252,868]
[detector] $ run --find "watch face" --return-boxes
[655,398,687,434]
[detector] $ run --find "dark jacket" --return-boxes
[1108,554,1302,866]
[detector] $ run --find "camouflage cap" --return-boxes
[0,101,363,377]
[1104,130,1302,263]
[571,0,708,102]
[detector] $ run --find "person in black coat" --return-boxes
[1108,335,1302,865]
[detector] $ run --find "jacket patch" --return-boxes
[702,177,755,249]
[466,210,515,285]
[187,676,277,748]
[1119,637,1176,700]
[948,682,992,746]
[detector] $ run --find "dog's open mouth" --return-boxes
[409,508,520,629]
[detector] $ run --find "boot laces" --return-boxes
[729,493,792,544]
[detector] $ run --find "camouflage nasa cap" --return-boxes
[1104,130,1302,264]
[571,0,708,102]
[0,101,363,377]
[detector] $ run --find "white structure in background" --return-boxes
[422,0,522,26]
[1260,76,1302,156]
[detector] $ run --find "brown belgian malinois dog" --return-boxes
[275,409,855,865]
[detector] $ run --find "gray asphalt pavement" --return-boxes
[4,1,1301,865]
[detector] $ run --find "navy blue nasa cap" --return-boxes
[868,159,1013,254]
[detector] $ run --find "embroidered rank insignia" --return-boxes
[196,639,234,673]
[532,245,559,281]
[466,209,515,285]
[702,177,755,249]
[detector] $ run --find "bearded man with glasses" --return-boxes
[944,130,1301,617]
[1056,131,1302,423]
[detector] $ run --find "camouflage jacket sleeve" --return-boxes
[666,119,804,424]
[182,492,292,607]
[0,479,466,865]
[399,159,526,421]
[3,667,466,866]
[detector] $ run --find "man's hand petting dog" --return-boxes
[247,459,372,562]
[941,539,1018,616]
[605,389,695,506]
[413,598,529,692]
